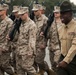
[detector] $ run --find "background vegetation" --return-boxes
[0,0,76,16]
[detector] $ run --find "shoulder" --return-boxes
[5,16,13,24]
[29,18,36,28]
[42,14,48,19]
[42,14,48,22]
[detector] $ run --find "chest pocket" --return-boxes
[21,25,29,40]
[67,32,75,40]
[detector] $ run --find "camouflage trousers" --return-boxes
[0,52,14,75]
[10,49,16,71]
[35,48,45,64]
[16,54,36,75]
[49,49,61,72]
[34,48,50,72]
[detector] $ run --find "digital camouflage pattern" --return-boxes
[47,21,60,71]
[16,18,37,75]
[0,16,14,75]
[34,14,48,63]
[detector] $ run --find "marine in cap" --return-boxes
[53,5,63,29]
[57,1,76,75]
[53,6,60,19]
[9,5,22,73]
[32,3,56,75]
[16,6,37,75]
[0,3,15,75]
[0,3,9,17]
[9,5,20,21]
[12,6,21,19]
[48,5,61,73]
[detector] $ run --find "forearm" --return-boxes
[63,45,76,64]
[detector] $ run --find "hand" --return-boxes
[39,44,46,49]
[40,32,44,36]
[6,35,10,40]
[57,61,68,68]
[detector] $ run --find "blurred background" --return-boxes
[0,0,76,16]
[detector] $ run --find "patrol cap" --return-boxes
[53,6,60,12]
[18,7,29,15]
[42,6,46,10]
[32,4,43,11]
[12,6,20,13]
[60,1,72,12]
[0,3,9,10]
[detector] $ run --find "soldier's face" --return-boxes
[60,11,72,25]
[54,12,60,18]
[13,11,18,17]
[0,10,4,17]
[20,13,27,21]
[34,10,40,16]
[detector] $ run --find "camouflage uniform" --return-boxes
[16,7,37,75]
[49,20,62,72]
[0,15,14,75]
[32,4,57,75]
[10,25,19,72]
[34,14,48,64]
[48,6,62,72]
[34,14,55,75]
[9,6,21,71]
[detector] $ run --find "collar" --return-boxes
[64,19,74,29]
[35,15,43,21]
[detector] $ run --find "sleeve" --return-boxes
[63,29,76,64]
[48,23,60,51]
[0,25,6,36]
[7,19,13,34]
[28,22,37,55]
[48,23,61,62]
[3,19,13,51]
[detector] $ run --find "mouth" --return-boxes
[61,18,64,22]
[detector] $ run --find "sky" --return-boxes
[70,0,76,5]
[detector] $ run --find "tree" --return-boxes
[0,0,74,16]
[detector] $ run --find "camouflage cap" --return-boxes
[18,7,29,15]
[0,3,9,10]
[53,6,60,12]
[42,6,46,10]
[32,4,43,11]
[12,6,20,13]
[60,1,72,12]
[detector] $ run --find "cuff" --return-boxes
[63,56,72,64]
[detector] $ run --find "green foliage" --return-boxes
[1,0,76,15]
[37,0,70,15]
